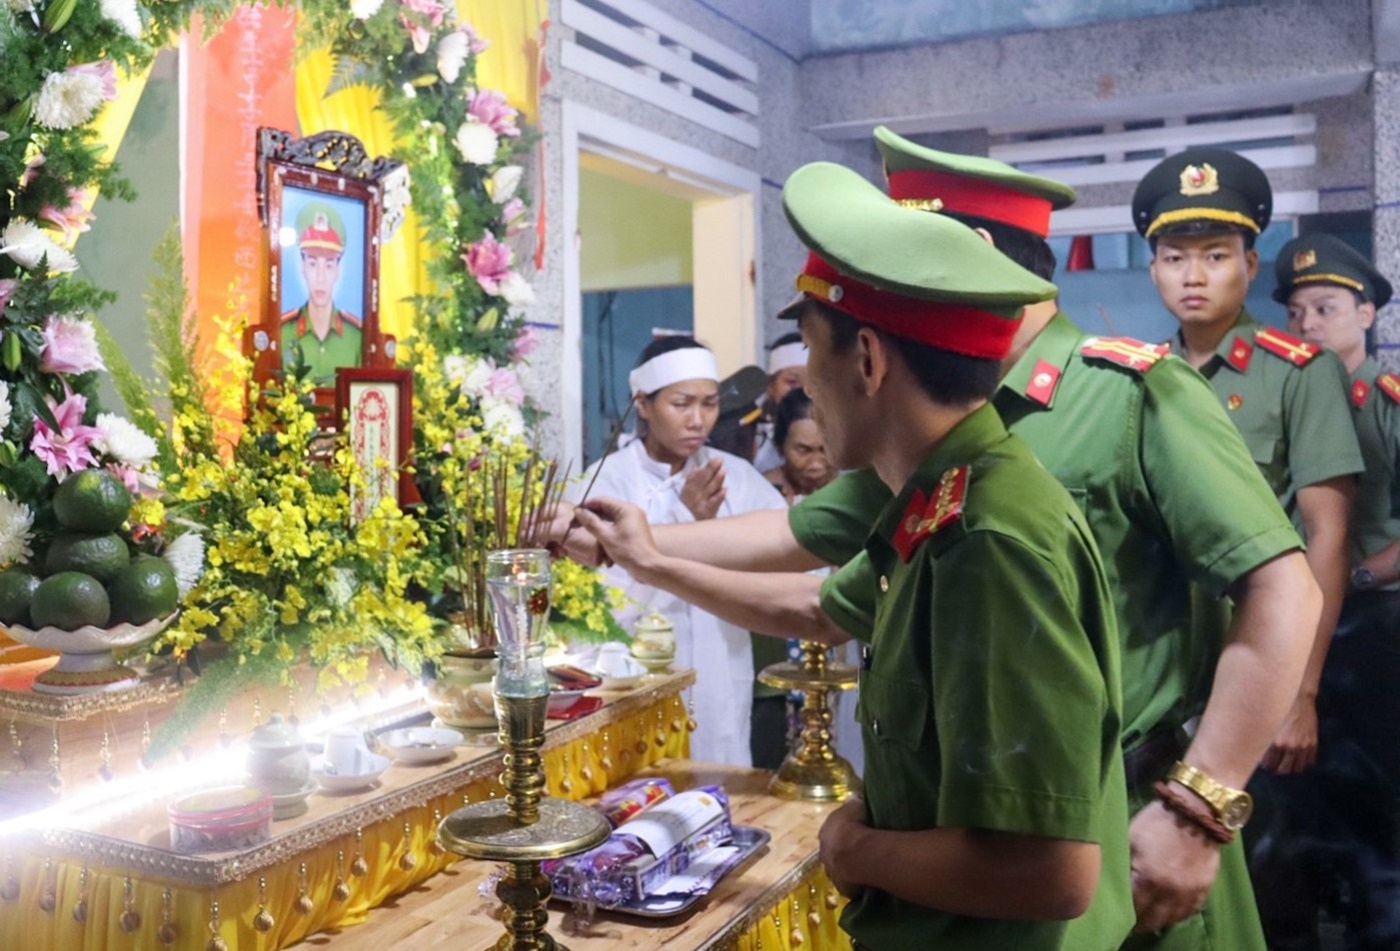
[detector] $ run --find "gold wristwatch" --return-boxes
[1166,761,1253,830]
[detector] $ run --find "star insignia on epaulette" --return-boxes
[1255,327,1320,367]
[1378,373,1400,406]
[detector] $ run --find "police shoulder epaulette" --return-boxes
[1079,336,1168,373]
[891,465,969,562]
[1378,373,1400,406]
[1254,327,1321,367]
[339,311,364,329]
[280,308,301,324]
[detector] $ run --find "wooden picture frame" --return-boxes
[251,129,407,409]
[335,368,417,521]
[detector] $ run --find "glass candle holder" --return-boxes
[485,548,551,698]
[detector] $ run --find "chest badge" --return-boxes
[1227,393,1243,411]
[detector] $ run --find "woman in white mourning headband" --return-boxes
[568,336,786,767]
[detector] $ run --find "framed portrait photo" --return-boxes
[254,129,406,408]
[335,368,416,522]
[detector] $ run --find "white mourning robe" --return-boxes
[569,439,786,766]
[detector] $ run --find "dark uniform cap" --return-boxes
[1131,147,1272,240]
[295,201,347,257]
[778,162,1057,360]
[875,126,1076,238]
[1272,233,1393,307]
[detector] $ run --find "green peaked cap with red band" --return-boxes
[875,126,1076,238]
[778,162,1057,359]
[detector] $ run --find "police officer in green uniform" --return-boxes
[281,201,363,386]
[1276,234,1400,949]
[1133,148,1364,949]
[542,137,1324,949]
[576,161,1135,950]
[816,132,1322,951]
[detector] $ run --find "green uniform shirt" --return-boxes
[1348,357,1400,567]
[280,305,364,386]
[1167,311,1363,537]
[800,313,1304,951]
[839,404,1132,951]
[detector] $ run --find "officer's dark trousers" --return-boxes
[1247,590,1400,951]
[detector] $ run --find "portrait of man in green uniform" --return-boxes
[280,197,365,387]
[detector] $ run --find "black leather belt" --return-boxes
[1123,722,1188,791]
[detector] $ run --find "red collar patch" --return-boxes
[1024,359,1061,406]
[1352,378,1371,408]
[1225,336,1253,371]
[891,466,970,562]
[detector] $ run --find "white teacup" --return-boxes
[595,643,633,679]
[323,726,370,776]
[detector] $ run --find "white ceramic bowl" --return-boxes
[592,654,647,691]
[377,727,463,764]
[2,613,176,652]
[311,752,392,792]
[546,687,586,716]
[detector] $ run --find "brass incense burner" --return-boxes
[437,550,610,950]
[757,641,861,802]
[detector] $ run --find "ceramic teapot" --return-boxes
[245,713,311,795]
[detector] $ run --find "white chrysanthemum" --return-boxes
[350,0,382,18]
[99,0,141,37]
[162,532,204,597]
[461,358,495,400]
[498,271,535,307]
[437,30,469,84]
[453,119,499,166]
[0,381,10,434]
[490,165,523,204]
[34,69,106,130]
[93,413,158,468]
[0,495,34,568]
[0,219,77,273]
[5,0,36,13]
[480,397,525,439]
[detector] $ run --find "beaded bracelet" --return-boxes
[1152,780,1234,845]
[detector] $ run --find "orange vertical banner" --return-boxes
[182,6,300,379]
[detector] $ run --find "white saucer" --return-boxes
[269,779,317,819]
[378,727,463,764]
[311,752,391,792]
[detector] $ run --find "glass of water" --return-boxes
[485,548,551,697]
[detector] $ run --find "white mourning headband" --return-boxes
[767,341,808,375]
[628,347,720,396]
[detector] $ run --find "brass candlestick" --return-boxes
[758,640,861,801]
[438,550,610,951]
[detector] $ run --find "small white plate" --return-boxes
[269,779,317,819]
[311,752,391,792]
[378,727,463,764]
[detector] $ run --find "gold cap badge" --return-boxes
[1179,163,1220,197]
[1292,249,1317,272]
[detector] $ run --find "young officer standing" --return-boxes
[1132,149,1364,948]
[1275,233,1400,949]
[579,161,1136,950]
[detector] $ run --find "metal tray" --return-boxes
[558,825,772,920]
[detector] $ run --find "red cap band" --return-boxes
[798,253,1019,359]
[887,168,1053,237]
